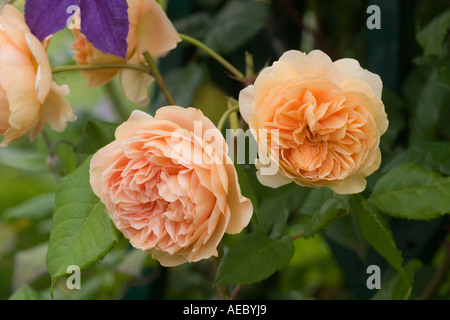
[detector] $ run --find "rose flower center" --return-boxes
[259,78,378,182]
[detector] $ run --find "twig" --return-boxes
[230,285,243,300]
[418,242,450,300]
[291,232,304,241]
[142,51,176,106]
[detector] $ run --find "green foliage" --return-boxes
[353,195,404,273]
[3,0,450,301]
[214,229,294,285]
[303,194,350,239]
[46,158,120,292]
[74,120,118,155]
[203,0,269,55]
[416,9,450,57]
[372,260,422,300]
[370,163,450,220]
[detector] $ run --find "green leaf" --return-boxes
[415,57,450,88]
[303,194,350,239]
[234,163,258,216]
[173,11,212,40]
[4,192,55,221]
[353,195,403,272]
[383,141,450,175]
[8,285,44,300]
[258,197,289,238]
[300,187,334,216]
[370,163,450,220]
[323,213,369,261]
[203,0,269,55]
[74,120,118,155]
[372,260,422,300]
[214,229,294,285]
[46,157,120,292]
[409,71,450,143]
[416,9,450,57]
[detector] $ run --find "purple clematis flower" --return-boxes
[25,0,129,59]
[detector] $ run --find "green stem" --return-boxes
[52,63,150,75]
[217,104,240,131]
[213,243,230,300]
[178,33,245,82]
[419,243,450,300]
[142,51,176,105]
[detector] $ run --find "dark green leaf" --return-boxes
[203,0,269,55]
[370,163,450,220]
[173,12,212,40]
[300,187,334,216]
[416,9,450,57]
[409,71,450,143]
[303,194,350,239]
[415,57,450,87]
[354,195,404,272]
[234,163,258,216]
[323,213,369,260]
[372,260,422,300]
[214,229,294,285]
[74,120,118,155]
[382,141,450,175]
[46,157,120,292]
[258,197,289,238]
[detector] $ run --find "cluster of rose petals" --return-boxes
[72,0,181,106]
[90,107,253,266]
[0,5,76,147]
[239,50,388,194]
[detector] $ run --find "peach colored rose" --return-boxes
[90,107,253,266]
[0,5,76,147]
[72,0,181,106]
[239,50,388,194]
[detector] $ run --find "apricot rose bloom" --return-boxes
[0,5,75,146]
[72,0,181,106]
[239,50,388,194]
[90,107,253,266]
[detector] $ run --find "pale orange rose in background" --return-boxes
[239,50,388,194]
[0,5,76,147]
[72,0,181,106]
[90,106,253,266]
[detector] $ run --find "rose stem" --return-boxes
[178,33,245,83]
[217,104,240,131]
[142,51,176,106]
[51,63,151,75]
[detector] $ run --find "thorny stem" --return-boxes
[142,51,176,106]
[230,284,243,300]
[418,242,450,300]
